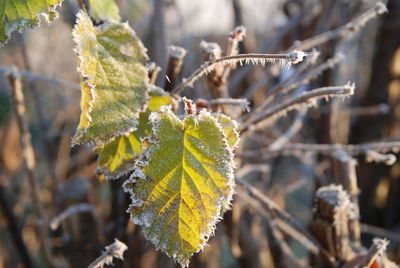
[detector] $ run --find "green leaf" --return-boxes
[124,108,236,267]
[0,0,63,44]
[89,0,120,22]
[72,10,149,146]
[212,113,239,149]
[96,88,174,179]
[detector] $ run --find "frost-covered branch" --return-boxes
[289,2,387,51]
[171,51,307,95]
[258,53,344,111]
[88,239,128,268]
[240,83,355,133]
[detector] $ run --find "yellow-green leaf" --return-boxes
[72,11,149,146]
[96,88,173,179]
[89,0,120,22]
[124,108,235,267]
[212,113,239,149]
[0,0,63,44]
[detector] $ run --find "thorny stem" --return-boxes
[289,2,387,51]
[240,84,355,133]
[258,53,344,112]
[171,51,307,95]
[241,141,400,159]
[8,67,60,268]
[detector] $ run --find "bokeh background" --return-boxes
[1,0,400,267]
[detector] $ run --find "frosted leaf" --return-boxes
[96,88,173,179]
[0,0,64,44]
[124,108,236,267]
[72,11,149,146]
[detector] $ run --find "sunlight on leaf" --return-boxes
[72,10,149,146]
[96,88,173,179]
[212,113,239,149]
[124,108,236,267]
[0,0,64,44]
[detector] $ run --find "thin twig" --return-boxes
[0,65,80,90]
[171,51,307,95]
[88,239,128,268]
[258,53,344,111]
[236,178,320,254]
[8,66,60,268]
[49,203,94,230]
[360,223,400,242]
[268,108,307,150]
[289,2,387,51]
[240,83,355,133]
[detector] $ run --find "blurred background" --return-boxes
[0,0,400,267]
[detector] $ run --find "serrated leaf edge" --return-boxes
[1,0,64,46]
[71,10,149,147]
[123,106,237,267]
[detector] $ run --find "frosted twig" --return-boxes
[240,83,355,133]
[49,203,94,230]
[210,98,250,111]
[0,65,80,90]
[354,238,389,268]
[88,239,128,268]
[171,51,307,95]
[258,53,344,111]
[289,2,387,51]
[241,141,400,159]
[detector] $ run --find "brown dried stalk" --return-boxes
[289,2,387,51]
[240,83,355,133]
[164,45,187,92]
[8,67,62,268]
[171,51,307,95]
